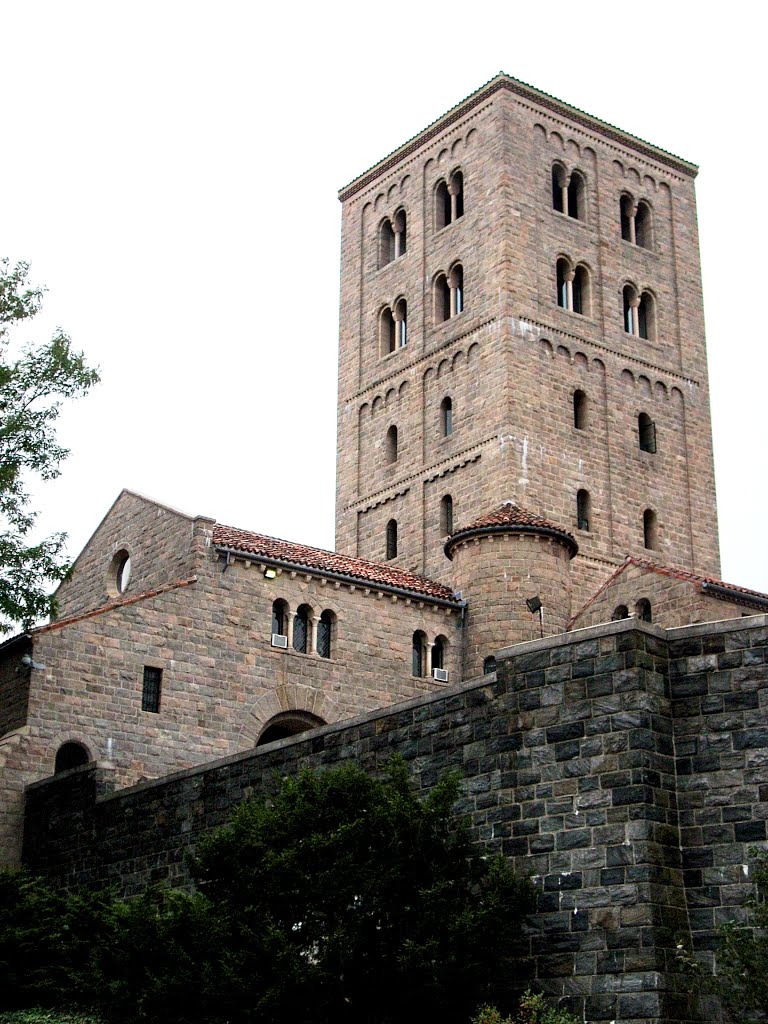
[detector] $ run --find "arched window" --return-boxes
[635,201,652,249]
[620,193,634,242]
[434,273,451,322]
[412,630,426,677]
[317,610,335,659]
[556,259,589,314]
[440,494,453,535]
[441,396,453,436]
[567,171,586,221]
[552,164,566,213]
[612,605,629,621]
[257,711,325,746]
[623,285,655,340]
[393,208,407,257]
[572,265,588,315]
[110,549,131,594]
[577,489,591,532]
[385,424,398,464]
[435,179,451,230]
[557,258,569,309]
[635,598,652,623]
[54,741,90,774]
[272,598,288,638]
[394,298,407,349]
[483,655,497,676]
[573,389,587,430]
[293,604,311,654]
[643,508,658,550]
[451,170,464,219]
[638,413,657,453]
[386,519,398,560]
[380,306,396,355]
[450,263,464,315]
[432,635,447,671]
[379,218,395,267]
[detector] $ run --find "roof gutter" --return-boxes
[701,581,768,610]
[214,545,462,610]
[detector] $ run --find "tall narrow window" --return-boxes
[412,630,426,677]
[558,259,589,315]
[440,494,453,535]
[635,598,652,623]
[380,306,396,355]
[451,170,464,219]
[386,519,398,560]
[577,489,591,532]
[394,298,407,348]
[393,208,407,257]
[567,171,585,220]
[623,285,636,334]
[385,424,398,464]
[620,194,634,242]
[435,273,451,322]
[293,604,310,653]
[557,258,569,309]
[572,265,586,314]
[637,291,655,340]
[435,180,451,230]
[635,201,652,249]
[317,610,334,659]
[450,264,464,315]
[142,666,162,713]
[432,635,446,670]
[272,599,288,637]
[638,413,657,453]
[573,390,587,430]
[643,508,658,550]
[552,164,565,213]
[379,218,395,267]
[441,396,453,436]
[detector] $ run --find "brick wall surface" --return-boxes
[24,614,768,1023]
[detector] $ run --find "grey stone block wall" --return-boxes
[24,615,768,1023]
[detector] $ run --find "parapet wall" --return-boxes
[23,615,768,1024]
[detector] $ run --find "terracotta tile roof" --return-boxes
[569,556,768,627]
[445,502,578,558]
[213,525,459,604]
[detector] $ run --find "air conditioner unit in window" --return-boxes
[271,634,288,649]
[433,668,449,682]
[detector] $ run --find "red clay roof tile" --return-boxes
[445,502,578,558]
[213,525,458,603]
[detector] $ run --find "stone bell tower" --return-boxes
[334,73,721,611]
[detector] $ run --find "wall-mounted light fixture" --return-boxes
[526,595,544,638]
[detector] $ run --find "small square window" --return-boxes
[142,666,162,713]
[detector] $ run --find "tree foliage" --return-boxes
[716,852,768,1022]
[0,258,98,631]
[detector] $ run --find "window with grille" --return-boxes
[317,610,333,659]
[293,606,310,653]
[142,666,162,713]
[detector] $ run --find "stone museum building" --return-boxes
[4,73,768,1023]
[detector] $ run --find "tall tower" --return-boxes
[334,74,720,608]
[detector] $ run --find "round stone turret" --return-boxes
[445,502,578,678]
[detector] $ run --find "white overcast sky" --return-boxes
[1,1,766,594]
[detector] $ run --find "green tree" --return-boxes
[187,756,533,1024]
[0,258,98,631]
[716,852,768,1022]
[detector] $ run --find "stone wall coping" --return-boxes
[666,612,768,640]
[496,616,665,661]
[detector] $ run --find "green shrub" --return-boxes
[0,1011,105,1023]
[472,990,580,1024]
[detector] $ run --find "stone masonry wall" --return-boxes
[24,615,768,1023]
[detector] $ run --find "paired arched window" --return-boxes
[638,413,657,453]
[552,164,586,221]
[620,194,653,249]
[434,264,464,322]
[635,598,653,623]
[385,424,398,464]
[293,604,311,653]
[440,494,453,536]
[386,519,398,560]
[556,258,590,315]
[317,610,335,659]
[412,630,427,677]
[577,489,591,532]
[379,299,407,355]
[623,285,656,340]
[573,390,588,430]
[441,396,453,436]
[612,605,629,621]
[435,170,464,230]
[54,741,90,774]
[378,209,407,267]
[643,508,658,550]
